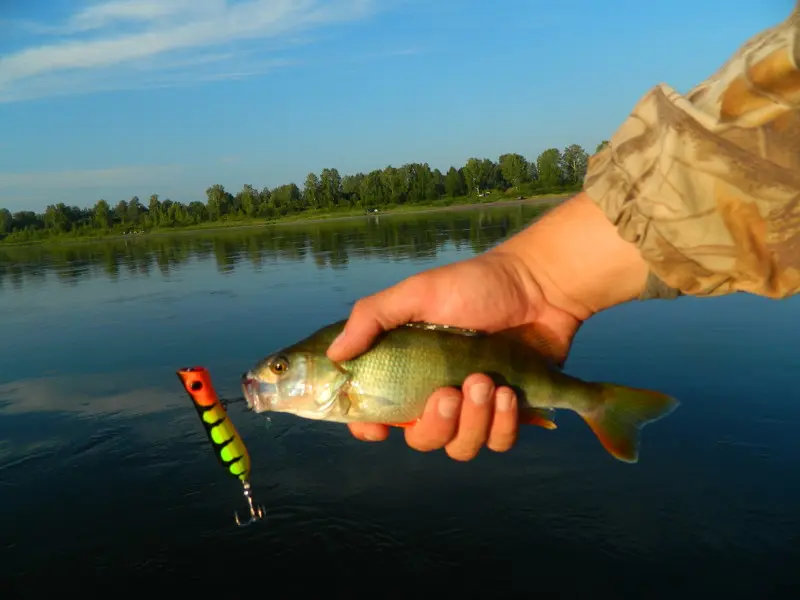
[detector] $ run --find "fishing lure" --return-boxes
[177,366,265,527]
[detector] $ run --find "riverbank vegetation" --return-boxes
[0,142,607,244]
[0,204,550,289]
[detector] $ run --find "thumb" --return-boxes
[327,276,425,362]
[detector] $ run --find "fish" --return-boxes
[241,320,679,463]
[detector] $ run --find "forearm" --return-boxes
[492,193,649,320]
[498,6,800,318]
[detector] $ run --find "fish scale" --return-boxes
[345,325,567,416]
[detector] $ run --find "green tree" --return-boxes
[319,168,342,207]
[127,196,142,225]
[94,199,111,229]
[271,183,301,214]
[341,173,364,204]
[498,153,529,190]
[462,158,495,195]
[303,173,321,209]
[381,166,407,204]
[536,148,563,189]
[114,200,128,225]
[238,184,258,217]
[444,167,466,198]
[360,170,388,207]
[0,208,12,235]
[44,203,71,233]
[206,184,233,220]
[560,144,589,186]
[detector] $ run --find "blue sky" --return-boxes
[0,0,792,212]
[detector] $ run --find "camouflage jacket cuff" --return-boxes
[583,3,800,300]
[639,271,682,301]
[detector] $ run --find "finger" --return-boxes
[348,423,390,442]
[404,388,462,452]
[486,386,518,452]
[444,373,495,462]
[327,275,427,362]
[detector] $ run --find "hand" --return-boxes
[326,249,582,461]
[326,193,651,461]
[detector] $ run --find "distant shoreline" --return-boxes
[2,193,571,248]
[279,194,570,228]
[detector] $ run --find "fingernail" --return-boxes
[438,394,460,419]
[363,431,381,441]
[469,382,491,405]
[496,389,514,412]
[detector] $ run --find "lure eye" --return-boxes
[270,356,289,375]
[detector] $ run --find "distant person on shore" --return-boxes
[327,3,800,461]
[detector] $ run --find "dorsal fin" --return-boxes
[403,322,486,337]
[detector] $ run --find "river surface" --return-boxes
[1,204,798,596]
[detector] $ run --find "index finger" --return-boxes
[326,275,426,362]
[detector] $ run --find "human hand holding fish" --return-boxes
[325,247,580,462]
[241,193,677,464]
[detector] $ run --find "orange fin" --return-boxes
[520,408,558,430]
[579,383,679,463]
[384,420,420,428]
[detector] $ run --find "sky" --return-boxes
[0,0,793,212]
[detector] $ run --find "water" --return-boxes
[1,204,798,595]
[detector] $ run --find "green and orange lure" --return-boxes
[177,366,265,527]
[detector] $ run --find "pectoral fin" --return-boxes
[520,407,558,430]
[385,420,421,428]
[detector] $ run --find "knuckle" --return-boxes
[463,372,493,390]
[350,297,371,319]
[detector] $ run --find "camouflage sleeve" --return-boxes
[583,2,800,301]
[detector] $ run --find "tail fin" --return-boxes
[579,384,679,463]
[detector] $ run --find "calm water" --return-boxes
[1,204,798,595]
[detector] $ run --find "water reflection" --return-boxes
[0,204,548,290]
[1,201,799,595]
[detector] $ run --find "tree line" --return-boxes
[0,204,549,290]
[0,142,608,243]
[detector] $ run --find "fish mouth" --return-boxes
[241,370,276,413]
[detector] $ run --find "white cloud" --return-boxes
[66,0,207,33]
[0,0,375,102]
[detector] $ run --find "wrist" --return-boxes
[491,193,649,320]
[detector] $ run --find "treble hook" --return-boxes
[234,480,265,527]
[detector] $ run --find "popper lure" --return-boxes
[177,366,265,527]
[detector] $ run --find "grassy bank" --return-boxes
[1,191,570,248]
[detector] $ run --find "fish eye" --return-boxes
[270,356,290,375]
